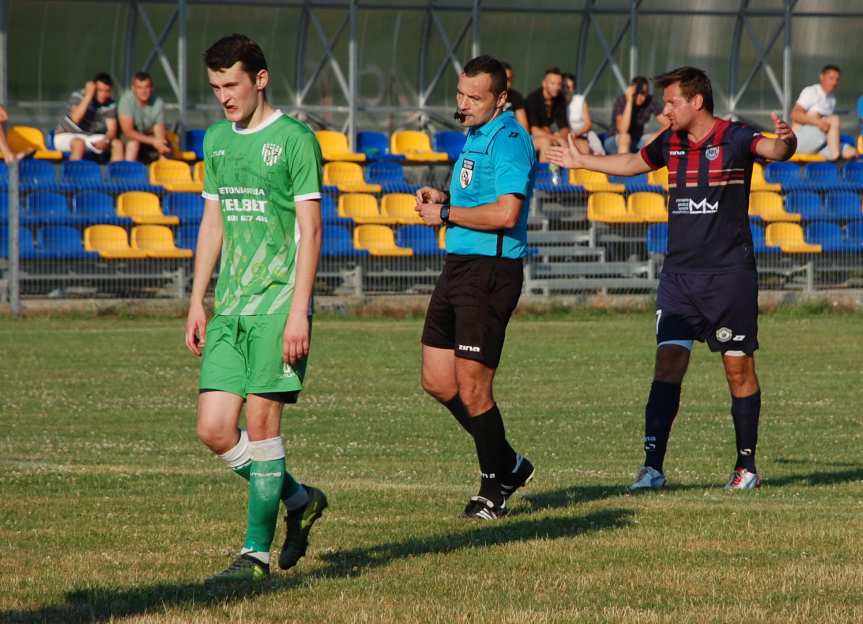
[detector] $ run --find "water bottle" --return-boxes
[550,163,561,186]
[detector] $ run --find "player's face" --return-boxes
[207,62,269,123]
[543,73,562,98]
[661,82,697,132]
[456,72,506,128]
[132,78,153,104]
[819,69,840,94]
[95,81,113,104]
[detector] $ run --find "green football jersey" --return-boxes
[202,110,322,315]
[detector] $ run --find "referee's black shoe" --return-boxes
[500,454,535,501]
[463,495,507,520]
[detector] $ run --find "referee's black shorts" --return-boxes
[421,253,523,369]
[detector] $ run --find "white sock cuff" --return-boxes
[219,430,251,470]
[249,436,285,462]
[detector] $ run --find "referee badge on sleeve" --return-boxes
[459,159,475,188]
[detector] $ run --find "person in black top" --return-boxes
[605,76,667,154]
[523,67,569,159]
[501,61,528,130]
[547,66,797,492]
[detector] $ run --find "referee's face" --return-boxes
[456,72,506,128]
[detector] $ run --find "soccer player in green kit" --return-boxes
[184,34,327,583]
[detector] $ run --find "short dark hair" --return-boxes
[133,71,152,83]
[204,33,268,83]
[544,67,562,78]
[562,72,576,85]
[632,76,650,94]
[462,55,507,97]
[654,66,714,114]
[501,61,512,72]
[93,72,113,86]
[821,64,841,74]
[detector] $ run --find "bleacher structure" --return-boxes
[3,124,863,300]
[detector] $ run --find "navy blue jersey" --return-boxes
[640,118,764,273]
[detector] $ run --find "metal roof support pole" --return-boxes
[582,13,631,97]
[728,0,748,116]
[348,0,357,149]
[125,0,138,86]
[629,0,638,80]
[471,0,480,59]
[294,3,309,111]
[576,0,594,90]
[178,0,187,146]
[782,0,793,121]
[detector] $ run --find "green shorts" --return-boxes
[198,314,309,398]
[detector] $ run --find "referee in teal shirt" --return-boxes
[415,55,536,520]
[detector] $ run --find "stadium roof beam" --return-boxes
[0,0,7,106]
[579,0,641,99]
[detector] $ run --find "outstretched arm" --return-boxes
[755,112,797,162]
[546,134,652,177]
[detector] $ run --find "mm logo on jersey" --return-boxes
[262,143,282,167]
[460,159,475,188]
[674,197,719,215]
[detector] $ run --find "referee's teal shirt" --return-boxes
[446,111,536,259]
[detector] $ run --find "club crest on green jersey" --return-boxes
[262,143,283,166]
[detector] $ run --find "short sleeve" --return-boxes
[117,92,132,117]
[155,98,165,125]
[491,129,533,197]
[639,128,670,169]
[524,92,543,128]
[289,131,323,201]
[202,129,219,200]
[795,86,816,111]
[728,123,764,159]
[102,101,117,119]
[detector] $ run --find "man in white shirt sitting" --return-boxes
[791,65,856,161]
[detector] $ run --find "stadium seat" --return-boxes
[7,126,62,160]
[396,224,443,255]
[20,159,58,187]
[322,225,367,257]
[790,151,826,163]
[117,191,180,225]
[534,163,582,193]
[193,160,205,184]
[843,159,863,187]
[175,224,199,251]
[824,191,863,220]
[750,222,778,253]
[108,161,148,183]
[764,161,803,188]
[627,192,667,222]
[131,225,193,258]
[166,130,197,162]
[84,224,148,258]
[185,128,207,160]
[784,191,824,220]
[846,221,863,248]
[163,192,204,222]
[432,131,466,161]
[748,191,800,222]
[149,160,202,192]
[587,192,639,223]
[764,222,821,253]
[323,162,381,193]
[320,194,350,225]
[356,131,404,161]
[381,193,422,224]
[37,225,96,258]
[61,160,102,186]
[74,191,128,225]
[390,131,449,162]
[25,191,74,225]
[0,161,7,183]
[805,222,856,252]
[750,162,781,192]
[353,224,413,256]
[315,130,366,162]
[609,173,659,193]
[439,225,446,250]
[646,223,668,254]
[570,169,625,193]
[365,161,418,193]
[804,162,846,190]
[0,226,39,258]
[338,193,394,224]
[646,167,669,190]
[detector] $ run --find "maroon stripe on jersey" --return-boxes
[708,119,730,183]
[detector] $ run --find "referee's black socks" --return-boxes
[470,404,514,505]
[445,394,518,467]
[643,381,681,473]
[731,391,760,473]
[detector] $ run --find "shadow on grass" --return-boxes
[1,508,633,624]
[766,465,863,487]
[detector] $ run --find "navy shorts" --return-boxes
[655,270,759,355]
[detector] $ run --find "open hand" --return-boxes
[545,134,588,169]
[771,112,796,145]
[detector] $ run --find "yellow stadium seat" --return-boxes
[587,192,640,223]
[390,131,449,162]
[315,130,366,162]
[338,193,395,224]
[323,162,381,193]
[117,191,180,225]
[381,193,423,224]
[353,224,413,256]
[751,162,781,192]
[569,169,626,193]
[790,152,826,163]
[166,130,197,162]
[749,191,800,222]
[627,192,667,222]
[149,159,202,192]
[439,225,447,250]
[131,225,193,259]
[765,222,821,253]
[84,225,148,259]
[647,167,668,190]
[7,126,62,160]
[857,135,863,155]
[193,160,205,184]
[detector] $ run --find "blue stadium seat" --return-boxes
[108,161,148,182]
[609,173,661,193]
[534,163,583,193]
[804,162,846,191]
[356,131,404,161]
[843,160,863,189]
[61,160,102,186]
[396,224,443,256]
[185,129,206,160]
[37,225,96,258]
[74,191,127,225]
[750,222,777,253]
[365,161,418,193]
[847,221,863,248]
[764,161,802,188]
[646,223,668,254]
[164,192,204,222]
[0,161,7,183]
[24,191,74,225]
[784,191,824,220]
[824,191,862,220]
[433,131,466,161]
[0,226,39,258]
[20,159,58,187]
[176,224,199,251]
[805,222,855,252]
[322,224,368,257]
[321,194,351,225]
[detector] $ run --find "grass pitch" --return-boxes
[1,310,862,624]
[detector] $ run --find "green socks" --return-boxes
[242,436,286,555]
[219,429,305,504]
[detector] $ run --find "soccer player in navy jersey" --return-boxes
[547,66,797,490]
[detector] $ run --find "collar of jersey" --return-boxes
[470,110,512,136]
[232,109,284,135]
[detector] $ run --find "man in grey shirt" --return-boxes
[54,72,123,161]
[118,71,171,163]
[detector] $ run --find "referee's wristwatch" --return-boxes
[439,204,451,225]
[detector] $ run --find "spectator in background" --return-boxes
[119,71,171,163]
[605,76,667,155]
[791,65,856,161]
[562,72,604,155]
[524,67,570,160]
[501,61,529,130]
[54,73,122,161]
